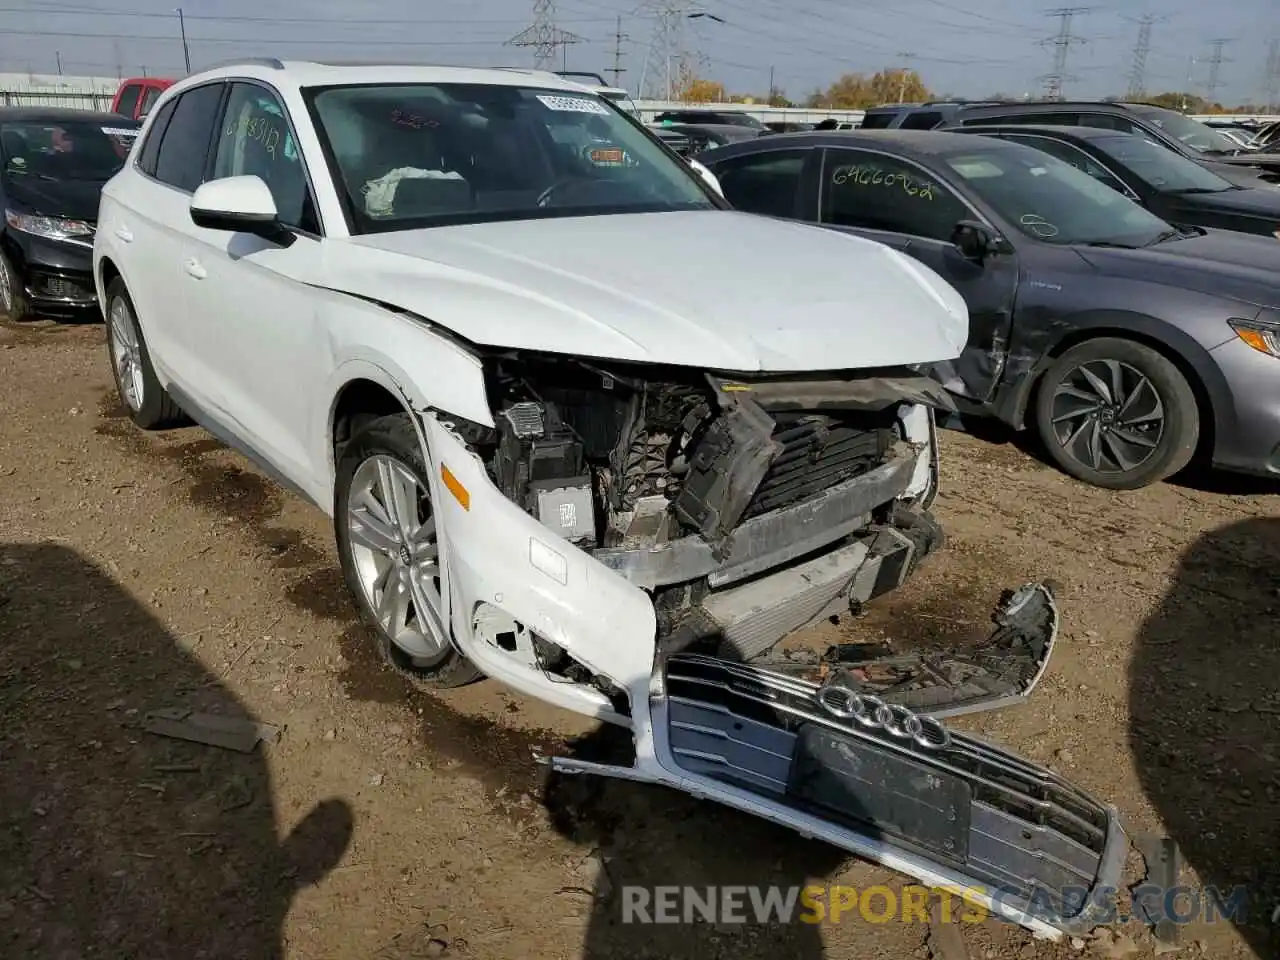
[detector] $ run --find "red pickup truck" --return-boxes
[111,78,174,121]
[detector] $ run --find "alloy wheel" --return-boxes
[1048,359,1165,475]
[0,259,12,314]
[109,295,146,412]
[345,454,449,664]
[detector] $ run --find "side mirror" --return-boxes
[687,157,724,198]
[951,219,998,263]
[190,175,292,245]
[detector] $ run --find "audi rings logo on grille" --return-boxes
[816,686,952,749]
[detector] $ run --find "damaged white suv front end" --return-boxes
[94,62,1125,945]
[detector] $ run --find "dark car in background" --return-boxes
[954,124,1280,238]
[698,130,1280,489]
[942,100,1280,186]
[653,108,765,129]
[860,101,1002,130]
[0,108,140,321]
[652,121,764,155]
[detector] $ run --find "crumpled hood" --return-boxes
[327,210,968,372]
[1074,228,1280,310]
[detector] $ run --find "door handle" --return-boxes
[114,226,133,243]
[185,258,207,280]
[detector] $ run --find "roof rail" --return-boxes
[556,70,609,86]
[198,56,285,72]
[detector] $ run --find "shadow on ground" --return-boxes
[1129,518,1280,958]
[0,543,353,959]
[540,725,848,960]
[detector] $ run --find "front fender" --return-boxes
[994,309,1234,435]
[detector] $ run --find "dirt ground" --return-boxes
[1,317,1278,960]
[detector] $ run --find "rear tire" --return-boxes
[104,277,186,429]
[0,250,31,322]
[1034,337,1199,490]
[334,412,481,689]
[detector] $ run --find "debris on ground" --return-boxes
[143,707,280,753]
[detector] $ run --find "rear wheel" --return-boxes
[334,413,481,688]
[104,277,186,429]
[1034,337,1199,490]
[0,250,31,322]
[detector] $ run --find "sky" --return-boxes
[1,0,1277,105]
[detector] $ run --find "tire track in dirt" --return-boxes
[91,390,573,817]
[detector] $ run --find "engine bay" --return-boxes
[473,353,955,558]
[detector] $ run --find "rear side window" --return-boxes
[1077,114,1133,132]
[710,149,808,218]
[860,111,897,129]
[116,84,141,118]
[899,111,944,130]
[136,98,177,176]
[153,83,224,192]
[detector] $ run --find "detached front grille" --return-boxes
[744,413,892,519]
[661,654,1115,923]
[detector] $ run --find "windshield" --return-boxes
[945,144,1174,247]
[307,83,718,233]
[0,119,138,181]
[1132,107,1242,155]
[1090,133,1234,193]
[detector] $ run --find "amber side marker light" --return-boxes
[440,464,470,510]
[1228,318,1280,358]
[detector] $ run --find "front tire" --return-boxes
[0,249,31,322]
[334,412,481,688]
[1034,337,1199,490]
[104,278,186,429]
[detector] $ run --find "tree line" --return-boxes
[674,69,1271,114]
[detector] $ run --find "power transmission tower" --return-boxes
[1262,38,1280,113]
[505,0,582,71]
[1037,7,1091,100]
[608,15,628,88]
[1124,14,1161,100]
[1204,38,1232,103]
[639,0,692,101]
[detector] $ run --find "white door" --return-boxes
[180,81,328,488]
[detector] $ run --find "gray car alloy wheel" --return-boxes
[1048,358,1164,474]
[109,294,146,412]
[345,454,449,665]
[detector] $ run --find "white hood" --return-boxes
[327,210,968,372]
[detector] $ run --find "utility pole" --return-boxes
[896,52,915,102]
[1204,38,1232,104]
[505,0,582,71]
[1124,14,1162,100]
[608,15,628,88]
[113,40,123,80]
[55,51,62,75]
[176,7,191,74]
[1037,7,1091,100]
[768,64,775,103]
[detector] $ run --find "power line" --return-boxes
[1203,38,1233,104]
[1037,7,1091,101]
[505,0,583,70]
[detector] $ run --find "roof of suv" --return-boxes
[951,123,1138,142]
[170,59,593,92]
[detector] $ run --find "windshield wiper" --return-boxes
[1140,228,1182,247]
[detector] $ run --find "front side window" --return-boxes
[0,119,139,182]
[708,149,807,218]
[213,82,315,230]
[307,83,718,233]
[944,143,1172,247]
[153,83,224,192]
[821,148,968,241]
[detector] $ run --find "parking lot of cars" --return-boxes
[1,67,1279,959]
